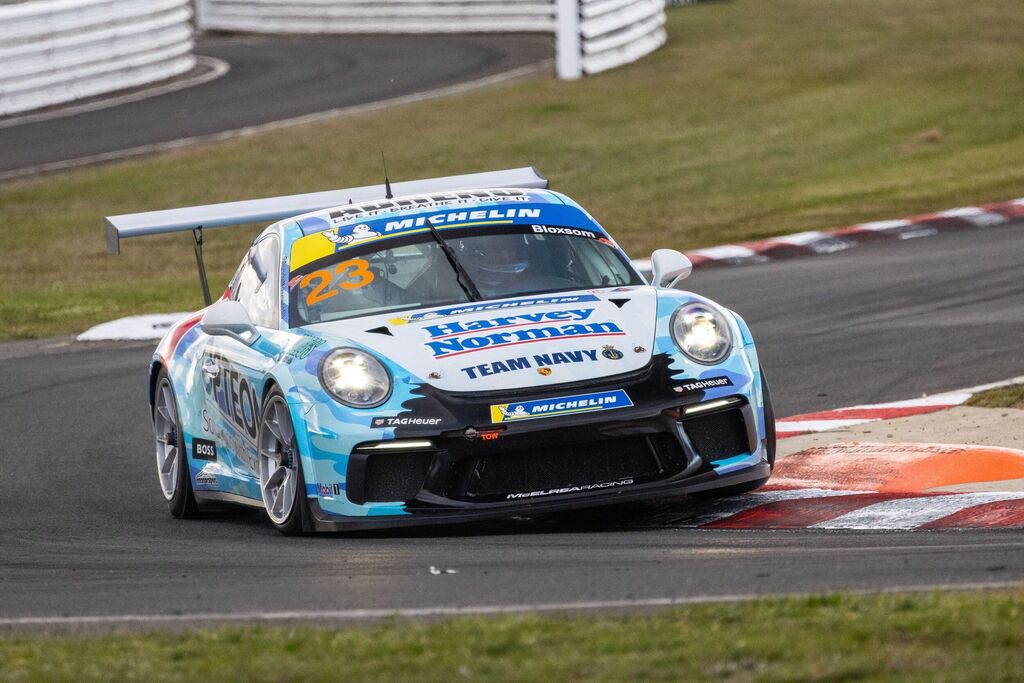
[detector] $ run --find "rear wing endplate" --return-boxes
[103,166,548,255]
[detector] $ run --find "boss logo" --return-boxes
[192,437,218,461]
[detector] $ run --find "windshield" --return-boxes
[287,224,642,326]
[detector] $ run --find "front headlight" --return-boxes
[319,348,392,407]
[671,303,733,364]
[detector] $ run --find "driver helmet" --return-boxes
[460,235,531,291]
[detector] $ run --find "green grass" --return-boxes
[2,0,1023,340]
[967,384,1024,410]
[3,591,1024,681]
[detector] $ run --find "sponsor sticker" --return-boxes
[192,437,218,462]
[601,345,624,360]
[461,349,599,379]
[490,389,633,424]
[531,224,597,238]
[372,416,444,428]
[286,335,326,360]
[316,483,344,497]
[328,189,531,223]
[194,464,218,488]
[423,309,625,359]
[679,376,734,392]
[390,294,600,325]
[507,478,634,500]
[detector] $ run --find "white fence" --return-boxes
[198,0,666,79]
[0,0,196,117]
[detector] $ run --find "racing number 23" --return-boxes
[301,258,374,306]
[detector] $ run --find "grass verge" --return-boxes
[1,0,1023,340]
[3,591,1024,682]
[967,384,1024,410]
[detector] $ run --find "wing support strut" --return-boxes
[192,227,213,307]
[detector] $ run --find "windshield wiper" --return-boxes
[426,221,481,301]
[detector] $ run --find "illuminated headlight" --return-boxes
[319,348,392,407]
[671,303,733,365]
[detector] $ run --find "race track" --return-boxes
[0,33,553,178]
[2,223,1023,628]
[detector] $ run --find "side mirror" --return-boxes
[201,300,260,346]
[650,249,693,288]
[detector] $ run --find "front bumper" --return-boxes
[308,460,770,532]
[301,353,768,531]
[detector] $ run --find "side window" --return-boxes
[233,235,281,328]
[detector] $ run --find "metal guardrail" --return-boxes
[577,0,665,75]
[0,0,196,117]
[200,0,557,33]
[198,0,666,79]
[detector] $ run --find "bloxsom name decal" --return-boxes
[490,389,633,424]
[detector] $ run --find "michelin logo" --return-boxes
[390,294,600,325]
[490,389,632,424]
[324,224,381,245]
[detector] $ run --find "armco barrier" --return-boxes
[0,0,196,117]
[198,0,666,79]
[200,0,558,33]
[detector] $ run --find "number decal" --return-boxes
[300,270,336,306]
[337,258,374,290]
[299,258,374,307]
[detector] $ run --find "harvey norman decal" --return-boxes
[490,389,633,424]
[423,308,625,358]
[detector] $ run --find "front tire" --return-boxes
[693,371,777,498]
[153,369,199,518]
[258,389,309,535]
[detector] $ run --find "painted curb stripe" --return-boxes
[774,376,1024,440]
[629,197,1024,273]
[811,492,1024,531]
[920,499,1024,530]
[701,493,900,530]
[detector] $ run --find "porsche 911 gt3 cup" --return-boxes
[105,167,775,534]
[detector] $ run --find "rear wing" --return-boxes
[103,166,548,255]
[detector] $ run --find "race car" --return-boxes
[105,167,775,534]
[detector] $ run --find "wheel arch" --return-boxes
[149,359,165,415]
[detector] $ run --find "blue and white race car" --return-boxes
[106,167,775,534]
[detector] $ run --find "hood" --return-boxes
[307,287,658,393]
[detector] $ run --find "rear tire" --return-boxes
[693,371,777,498]
[258,388,309,536]
[153,369,199,518]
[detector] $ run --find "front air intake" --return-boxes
[681,407,749,461]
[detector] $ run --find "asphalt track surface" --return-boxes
[0,33,553,177]
[2,223,1023,629]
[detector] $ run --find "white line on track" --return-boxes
[0,59,553,183]
[3,581,1023,628]
[0,56,230,130]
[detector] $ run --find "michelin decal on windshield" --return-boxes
[390,294,600,325]
[490,389,633,424]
